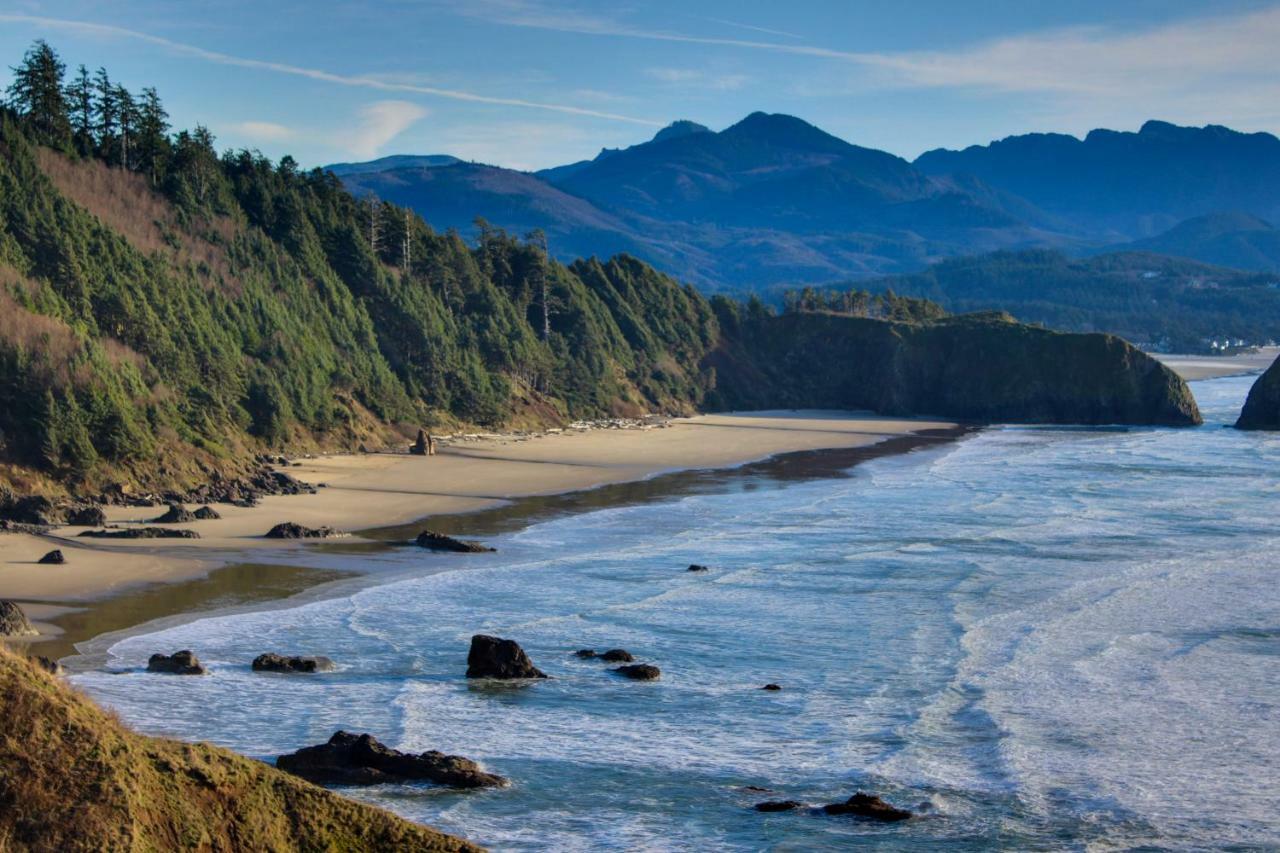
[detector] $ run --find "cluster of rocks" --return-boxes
[0,600,37,637]
[252,653,335,673]
[574,648,633,662]
[147,650,206,675]
[415,530,494,553]
[276,731,506,788]
[264,522,346,539]
[753,792,914,822]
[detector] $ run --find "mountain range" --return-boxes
[334,116,1280,290]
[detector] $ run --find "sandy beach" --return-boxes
[1156,347,1279,381]
[1,411,955,654]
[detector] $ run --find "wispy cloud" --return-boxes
[696,16,803,41]
[227,120,295,143]
[0,12,662,126]
[338,100,429,158]
[645,67,749,92]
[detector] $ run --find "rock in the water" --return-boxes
[66,504,106,526]
[252,653,335,673]
[152,504,196,524]
[599,649,634,663]
[0,601,37,637]
[80,527,200,539]
[193,505,221,520]
[1236,355,1280,429]
[31,655,64,675]
[410,428,429,456]
[265,522,344,539]
[37,549,65,565]
[466,635,547,679]
[762,683,782,691]
[276,731,506,788]
[613,663,661,681]
[687,564,710,572]
[415,530,494,553]
[147,650,206,675]
[821,793,913,822]
[574,649,598,658]
[755,800,804,812]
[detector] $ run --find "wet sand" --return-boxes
[0,411,958,661]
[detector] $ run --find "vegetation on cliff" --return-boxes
[0,648,479,851]
[1235,355,1280,429]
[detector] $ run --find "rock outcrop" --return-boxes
[37,549,65,565]
[687,564,710,572]
[265,522,345,539]
[599,649,634,663]
[252,653,335,673]
[152,504,196,523]
[755,800,804,812]
[276,731,505,788]
[613,664,661,681]
[66,504,106,526]
[762,683,782,691]
[466,635,547,679]
[80,527,199,539]
[410,429,429,455]
[709,312,1203,427]
[0,601,37,637]
[821,793,912,822]
[193,505,221,520]
[147,650,206,675]
[1236,355,1280,429]
[415,531,494,553]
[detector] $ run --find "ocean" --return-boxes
[72,373,1280,850]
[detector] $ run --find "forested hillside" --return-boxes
[0,41,1200,498]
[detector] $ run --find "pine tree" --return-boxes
[93,67,118,159]
[6,40,71,147]
[65,64,94,154]
[136,86,169,183]
[115,85,137,170]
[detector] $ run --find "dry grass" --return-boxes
[35,150,244,296]
[0,648,482,852]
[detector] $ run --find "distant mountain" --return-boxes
[860,249,1280,352]
[332,115,1054,289]
[1102,212,1280,272]
[915,121,1280,239]
[325,154,460,177]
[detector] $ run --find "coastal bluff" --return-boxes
[0,649,478,852]
[1235,355,1280,429]
[710,311,1202,427]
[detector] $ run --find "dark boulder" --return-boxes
[1236,355,1280,429]
[0,493,63,526]
[37,550,65,565]
[821,792,913,822]
[755,800,804,812]
[265,522,344,539]
[152,504,196,524]
[193,505,221,520]
[762,683,782,691]
[252,653,335,673]
[687,564,710,572]
[599,649,634,663]
[614,664,661,681]
[410,428,429,456]
[80,527,200,539]
[147,650,206,675]
[574,649,598,658]
[466,635,547,679]
[0,601,37,637]
[66,504,107,526]
[415,530,494,553]
[276,731,506,788]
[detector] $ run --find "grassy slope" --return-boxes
[0,649,480,852]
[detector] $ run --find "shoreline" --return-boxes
[0,412,960,664]
[1155,347,1278,381]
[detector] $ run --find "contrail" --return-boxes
[0,13,663,127]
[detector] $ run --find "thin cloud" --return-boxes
[646,67,749,92]
[0,12,662,126]
[340,100,428,158]
[227,120,295,143]
[697,16,804,41]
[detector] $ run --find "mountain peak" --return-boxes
[651,120,711,144]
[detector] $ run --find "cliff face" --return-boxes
[1235,356,1280,429]
[709,311,1202,427]
[0,649,478,852]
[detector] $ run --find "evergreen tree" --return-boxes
[6,40,71,147]
[115,85,137,170]
[93,67,117,159]
[136,86,169,183]
[64,63,94,154]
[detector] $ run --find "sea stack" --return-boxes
[466,635,547,679]
[1236,355,1280,429]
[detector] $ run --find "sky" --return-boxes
[2,1,1279,171]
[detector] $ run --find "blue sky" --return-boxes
[3,1,1279,170]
